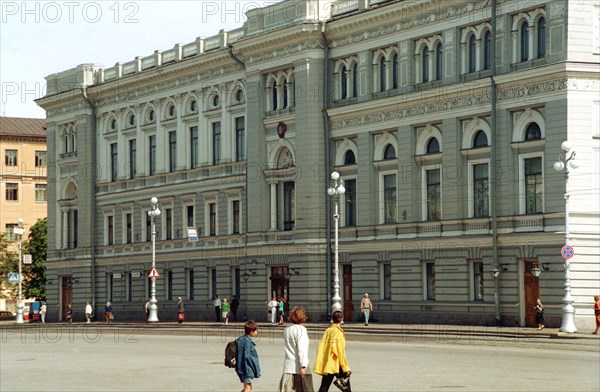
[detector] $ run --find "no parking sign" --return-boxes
[561,245,574,259]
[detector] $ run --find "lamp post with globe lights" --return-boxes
[327,171,345,315]
[14,218,25,324]
[553,141,579,333]
[147,197,161,322]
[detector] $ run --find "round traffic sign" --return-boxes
[561,245,574,259]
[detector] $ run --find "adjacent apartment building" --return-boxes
[36,0,599,329]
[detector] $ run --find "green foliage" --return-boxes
[23,218,47,301]
[0,232,19,298]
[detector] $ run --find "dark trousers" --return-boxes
[231,308,238,321]
[215,307,221,322]
[318,369,349,392]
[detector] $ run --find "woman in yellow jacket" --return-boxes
[313,310,351,392]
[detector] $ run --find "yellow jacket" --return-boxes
[313,323,350,375]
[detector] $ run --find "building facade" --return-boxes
[0,116,47,307]
[37,0,599,329]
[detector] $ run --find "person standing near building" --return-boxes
[105,301,113,324]
[360,293,373,326]
[592,295,600,334]
[236,320,261,392]
[268,297,278,324]
[313,310,351,392]
[65,304,73,324]
[213,295,221,322]
[177,297,185,324]
[279,306,314,392]
[222,298,231,325]
[278,297,286,325]
[40,302,47,323]
[535,298,545,330]
[145,299,150,322]
[85,302,92,324]
[231,295,240,322]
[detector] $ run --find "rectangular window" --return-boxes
[187,205,194,228]
[209,203,217,236]
[146,213,152,242]
[473,163,489,217]
[525,157,543,214]
[234,268,241,298]
[283,181,295,231]
[232,200,240,234]
[35,184,47,202]
[235,117,245,162]
[426,169,441,220]
[149,135,156,175]
[5,224,17,241]
[211,268,217,298]
[107,274,114,302]
[212,122,221,165]
[472,261,484,301]
[384,174,397,223]
[147,277,152,299]
[190,126,199,169]
[126,213,132,244]
[169,131,177,172]
[35,151,47,167]
[107,216,114,245]
[425,262,435,300]
[166,270,173,301]
[345,179,357,226]
[5,149,17,166]
[110,143,118,182]
[187,269,195,300]
[126,272,133,302]
[6,183,18,201]
[382,263,392,300]
[165,208,172,240]
[129,139,137,179]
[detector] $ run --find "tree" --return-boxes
[23,218,47,301]
[0,233,19,299]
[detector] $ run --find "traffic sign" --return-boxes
[8,273,19,283]
[187,227,198,242]
[148,267,160,278]
[561,245,574,259]
[23,254,32,264]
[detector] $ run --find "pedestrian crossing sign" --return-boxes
[8,273,19,283]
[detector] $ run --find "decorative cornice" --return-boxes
[247,37,324,64]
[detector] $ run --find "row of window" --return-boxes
[3,150,47,167]
[4,183,47,202]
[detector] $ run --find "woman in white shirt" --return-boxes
[278,306,314,392]
[268,297,279,324]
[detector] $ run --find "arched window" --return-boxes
[383,144,396,160]
[525,122,541,140]
[484,31,492,70]
[435,43,443,80]
[344,150,356,165]
[537,17,546,58]
[352,65,357,97]
[379,57,386,92]
[392,53,399,89]
[422,47,429,82]
[283,80,288,109]
[473,130,488,148]
[468,35,477,73]
[426,138,440,154]
[520,21,529,62]
[341,65,348,99]
[272,81,278,111]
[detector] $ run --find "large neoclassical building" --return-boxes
[37,0,599,329]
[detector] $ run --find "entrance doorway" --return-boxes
[343,264,353,320]
[270,266,290,313]
[61,276,73,321]
[523,260,540,327]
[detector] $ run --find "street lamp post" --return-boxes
[327,171,345,315]
[147,197,161,323]
[15,218,25,324]
[553,141,579,333]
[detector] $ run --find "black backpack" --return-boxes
[224,339,237,368]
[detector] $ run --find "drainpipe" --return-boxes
[228,44,246,69]
[321,22,332,317]
[490,0,500,324]
[81,85,97,311]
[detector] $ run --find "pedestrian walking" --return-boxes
[105,301,113,324]
[85,302,93,323]
[278,297,286,325]
[145,299,150,322]
[278,306,314,392]
[65,304,73,324]
[213,295,222,322]
[360,293,373,326]
[222,298,231,325]
[593,295,600,334]
[535,298,545,330]
[231,295,240,322]
[40,301,47,323]
[313,310,351,392]
[177,297,185,324]
[268,297,278,324]
[236,320,261,392]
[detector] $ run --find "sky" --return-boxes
[1,0,273,119]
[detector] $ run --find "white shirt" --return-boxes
[85,305,92,314]
[268,300,278,310]
[214,298,221,307]
[282,324,309,374]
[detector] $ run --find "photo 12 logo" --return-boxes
[1,1,140,24]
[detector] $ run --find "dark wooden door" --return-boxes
[524,260,540,327]
[343,264,353,320]
[61,276,73,321]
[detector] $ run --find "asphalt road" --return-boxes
[1,324,599,391]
